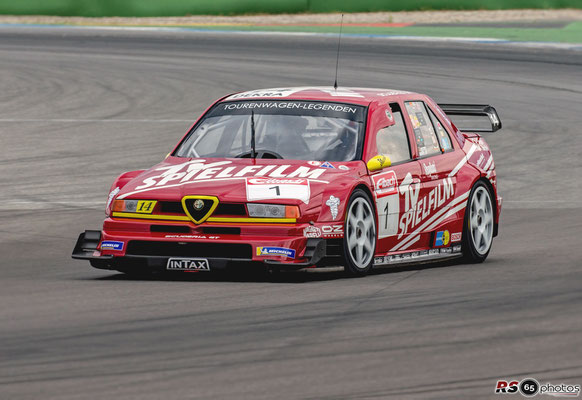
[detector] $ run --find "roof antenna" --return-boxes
[333,14,344,91]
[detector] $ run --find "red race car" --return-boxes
[72,87,502,276]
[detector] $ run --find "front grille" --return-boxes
[159,201,246,216]
[126,241,252,259]
[215,203,246,216]
[150,225,190,233]
[202,227,241,235]
[160,201,183,213]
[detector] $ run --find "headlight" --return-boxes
[247,204,300,219]
[105,187,120,216]
[111,199,157,214]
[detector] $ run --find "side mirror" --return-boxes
[367,155,391,172]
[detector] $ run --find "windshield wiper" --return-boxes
[250,111,256,159]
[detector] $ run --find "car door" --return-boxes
[367,101,422,254]
[399,100,460,250]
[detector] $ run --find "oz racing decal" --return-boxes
[303,225,343,238]
[321,225,343,238]
[246,177,310,204]
[256,246,296,259]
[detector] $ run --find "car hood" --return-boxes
[116,157,365,207]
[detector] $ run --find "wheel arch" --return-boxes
[471,176,498,237]
[351,183,377,223]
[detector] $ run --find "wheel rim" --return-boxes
[346,197,376,269]
[469,186,493,255]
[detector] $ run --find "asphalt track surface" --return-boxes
[0,27,581,400]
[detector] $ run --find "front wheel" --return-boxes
[342,189,377,276]
[462,181,494,263]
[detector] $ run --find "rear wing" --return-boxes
[438,104,502,133]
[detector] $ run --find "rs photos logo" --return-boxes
[495,378,580,397]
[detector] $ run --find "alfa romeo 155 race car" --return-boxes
[72,87,502,276]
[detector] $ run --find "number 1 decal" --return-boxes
[376,194,399,239]
[246,178,310,204]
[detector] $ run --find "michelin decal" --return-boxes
[326,195,340,220]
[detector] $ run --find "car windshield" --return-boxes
[174,100,366,161]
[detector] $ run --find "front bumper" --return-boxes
[72,228,330,271]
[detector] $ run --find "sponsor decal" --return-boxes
[321,224,343,238]
[434,230,450,247]
[227,88,302,99]
[101,241,124,251]
[256,246,296,259]
[303,225,342,238]
[398,172,455,239]
[374,245,461,265]
[440,136,451,149]
[303,226,322,238]
[106,187,120,211]
[226,87,365,100]
[222,101,359,114]
[422,161,437,178]
[372,170,398,198]
[385,109,393,121]
[164,235,220,239]
[338,165,349,170]
[495,377,580,397]
[325,195,340,220]
[132,160,327,193]
[167,258,210,271]
[320,161,335,169]
[451,232,462,242]
[246,177,310,204]
[307,161,322,166]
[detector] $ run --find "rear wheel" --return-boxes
[342,189,377,276]
[462,181,494,263]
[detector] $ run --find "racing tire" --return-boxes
[342,189,377,276]
[462,181,494,263]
